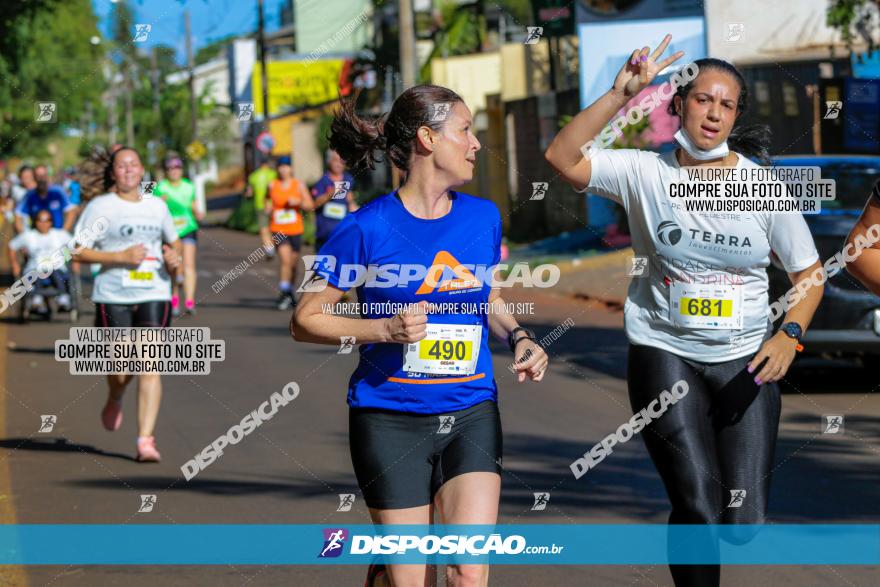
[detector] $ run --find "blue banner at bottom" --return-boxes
[0,525,878,565]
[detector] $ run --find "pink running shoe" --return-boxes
[136,436,161,462]
[101,398,123,431]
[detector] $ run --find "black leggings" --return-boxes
[627,344,781,587]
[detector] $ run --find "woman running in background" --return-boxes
[75,146,182,462]
[155,155,202,317]
[311,149,358,252]
[266,155,313,310]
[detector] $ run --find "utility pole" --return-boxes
[124,61,135,146]
[108,86,118,146]
[185,11,197,144]
[399,0,416,90]
[150,46,161,151]
[257,0,270,131]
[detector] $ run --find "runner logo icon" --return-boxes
[530,182,548,200]
[823,415,844,434]
[824,101,842,120]
[727,489,746,508]
[236,103,254,121]
[35,102,57,123]
[38,415,57,433]
[726,23,744,42]
[132,24,151,42]
[337,494,355,512]
[431,103,451,121]
[629,256,648,277]
[138,494,156,513]
[524,27,543,44]
[437,416,455,434]
[657,221,682,246]
[319,528,348,558]
[338,336,356,354]
[531,492,550,511]
[140,181,156,199]
[332,181,350,200]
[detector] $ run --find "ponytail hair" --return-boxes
[329,84,464,174]
[78,145,139,202]
[667,57,772,165]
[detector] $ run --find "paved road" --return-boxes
[1,226,878,586]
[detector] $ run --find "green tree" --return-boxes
[419,0,533,81]
[827,0,879,52]
[0,0,104,157]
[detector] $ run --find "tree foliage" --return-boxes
[827,0,880,52]
[0,0,104,157]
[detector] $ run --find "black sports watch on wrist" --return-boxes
[508,327,536,352]
[779,322,803,342]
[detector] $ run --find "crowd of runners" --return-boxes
[3,30,880,587]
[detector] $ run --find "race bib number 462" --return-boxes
[122,258,161,288]
[403,323,481,376]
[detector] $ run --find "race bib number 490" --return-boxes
[403,323,482,376]
[669,282,743,330]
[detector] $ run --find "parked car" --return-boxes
[769,155,880,360]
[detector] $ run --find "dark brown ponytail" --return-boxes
[329,84,464,174]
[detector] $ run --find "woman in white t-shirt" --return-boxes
[7,209,73,311]
[74,147,182,462]
[547,37,824,586]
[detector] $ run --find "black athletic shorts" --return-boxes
[276,235,302,251]
[349,399,502,510]
[94,301,172,328]
[181,229,198,245]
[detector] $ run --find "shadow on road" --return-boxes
[494,424,880,522]
[5,344,56,354]
[66,475,358,498]
[0,437,134,462]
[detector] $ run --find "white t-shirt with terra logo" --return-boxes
[75,193,178,304]
[584,149,819,363]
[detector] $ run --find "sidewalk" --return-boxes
[513,248,634,308]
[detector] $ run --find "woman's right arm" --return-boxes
[846,190,880,295]
[545,34,683,191]
[74,244,144,266]
[291,284,427,346]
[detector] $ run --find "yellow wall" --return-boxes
[430,53,502,112]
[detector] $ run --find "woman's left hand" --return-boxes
[162,243,181,271]
[747,332,798,385]
[512,339,548,383]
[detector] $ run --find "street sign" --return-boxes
[185,140,207,161]
[533,0,575,37]
[256,131,275,154]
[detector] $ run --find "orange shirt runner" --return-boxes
[268,178,308,235]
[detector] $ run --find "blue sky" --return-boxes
[92,0,287,64]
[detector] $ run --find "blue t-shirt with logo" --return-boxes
[315,191,502,414]
[312,172,355,241]
[16,187,73,228]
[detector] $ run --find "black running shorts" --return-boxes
[94,301,172,328]
[349,399,502,510]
